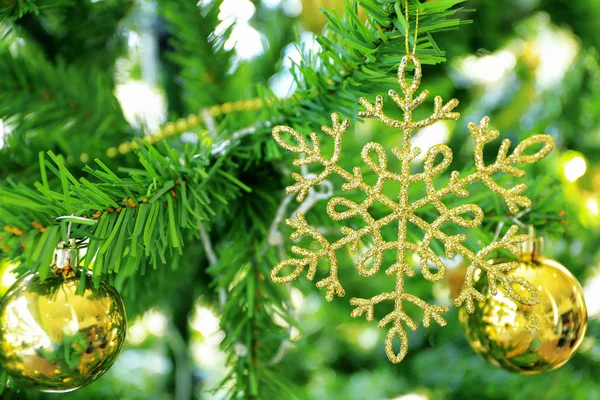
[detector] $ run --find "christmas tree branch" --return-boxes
[0,0,136,175]
[0,0,70,22]
[207,195,301,400]
[0,139,249,287]
[0,51,133,173]
[268,0,471,127]
[158,0,236,113]
[10,0,132,66]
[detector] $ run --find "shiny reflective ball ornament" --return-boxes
[459,238,587,374]
[0,271,127,392]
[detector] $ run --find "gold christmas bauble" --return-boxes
[459,237,587,374]
[0,271,127,392]
[0,260,18,297]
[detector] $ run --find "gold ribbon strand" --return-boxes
[103,97,266,159]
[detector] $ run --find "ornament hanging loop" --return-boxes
[404,0,420,57]
[56,215,98,227]
[55,215,97,245]
[400,0,422,96]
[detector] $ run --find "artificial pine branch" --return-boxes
[207,190,300,400]
[0,0,68,22]
[0,51,134,173]
[0,139,249,289]
[158,0,236,113]
[267,0,472,127]
[0,1,136,174]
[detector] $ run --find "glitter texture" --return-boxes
[271,54,555,363]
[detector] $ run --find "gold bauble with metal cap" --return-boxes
[459,231,587,374]
[0,242,127,392]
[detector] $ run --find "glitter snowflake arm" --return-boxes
[271,143,406,300]
[409,118,555,214]
[350,286,449,363]
[358,56,460,131]
[272,114,350,202]
[465,117,555,213]
[453,225,540,313]
[270,213,345,301]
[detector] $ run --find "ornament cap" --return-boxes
[51,239,78,278]
[520,225,544,261]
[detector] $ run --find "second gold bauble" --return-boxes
[459,238,587,374]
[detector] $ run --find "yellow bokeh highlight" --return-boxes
[563,155,587,182]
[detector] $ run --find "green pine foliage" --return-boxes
[0,0,598,399]
[269,0,472,128]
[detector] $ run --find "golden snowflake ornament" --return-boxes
[271,54,555,363]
